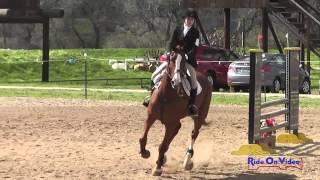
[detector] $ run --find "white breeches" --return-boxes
[185,63,197,89]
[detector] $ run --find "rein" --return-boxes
[168,52,187,97]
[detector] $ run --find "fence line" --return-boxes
[50,77,150,88]
[1,52,320,65]
[1,59,320,64]
[0,56,160,64]
[1,52,320,98]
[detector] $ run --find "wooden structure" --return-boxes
[184,0,270,50]
[184,0,320,76]
[0,0,64,82]
[248,49,300,144]
[183,0,268,8]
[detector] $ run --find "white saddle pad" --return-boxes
[152,69,202,96]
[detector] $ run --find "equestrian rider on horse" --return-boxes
[143,9,200,116]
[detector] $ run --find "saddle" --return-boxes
[152,52,202,96]
[180,70,202,96]
[171,64,202,97]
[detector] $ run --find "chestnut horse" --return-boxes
[139,51,212,176]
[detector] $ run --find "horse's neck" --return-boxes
[159,73,176,99]
[172,52,186,74]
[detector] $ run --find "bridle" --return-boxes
[166,50,187,97]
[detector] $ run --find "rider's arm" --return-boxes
[186,29,200,59]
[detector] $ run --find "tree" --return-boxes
[69,0,124,48]
[0,24,7,48]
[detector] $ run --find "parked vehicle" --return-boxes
[160,45,239,90]
[196,45,239,90]
[227,53,310,93]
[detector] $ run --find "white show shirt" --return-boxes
[183,24,191,37]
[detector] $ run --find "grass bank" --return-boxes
[1,87,320,108]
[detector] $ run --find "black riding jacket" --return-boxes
[168,25,200,68]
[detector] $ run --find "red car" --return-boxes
[160,45,239,90]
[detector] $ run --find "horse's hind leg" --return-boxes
[139,114,156,159]
[153,122,181,176]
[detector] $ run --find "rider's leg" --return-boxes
[143,62,168,107]
[151,61,168,80]
[143,80,155,107]
[186,63,197,90]
[186,63,198,116]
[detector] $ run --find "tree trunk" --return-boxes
[91,20,100,48]
[2,24,7,48]
[71,18,86,48]
[165,15,172,41]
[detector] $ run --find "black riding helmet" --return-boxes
[182,9,197,19]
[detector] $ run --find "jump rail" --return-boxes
[248,48,300,144]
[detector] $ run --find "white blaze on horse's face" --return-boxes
[171,54,182,89]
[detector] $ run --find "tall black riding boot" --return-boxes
[187,88,198,116]
[143,81,155,107]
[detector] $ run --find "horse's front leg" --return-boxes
[183,119,201,170]
[139,114,156,158]
[153,122,181,176]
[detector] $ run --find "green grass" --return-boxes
[1,88,320,108]
[0,48,164,62]
[0,82,149,90]
[0,49,42,62]
[1,48,320,90]
[0,89,83,99]
[0,61,152,83]
[310,70,320,89]
[212,93,320,108]
[212,94,249,106]
[0,88,148,101]
[309,52,320,89]
[0,48,159,84]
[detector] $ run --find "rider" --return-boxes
[143,9,200,116]
[169,9,200,116]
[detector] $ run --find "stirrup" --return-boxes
[142,96,150,107]
[187,104,198,116]
[148,86,153,91]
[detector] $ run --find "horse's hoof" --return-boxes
[152,167,162,176]
[140,149,150,159]
[183,154,193,170]
[183,160,193,170]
